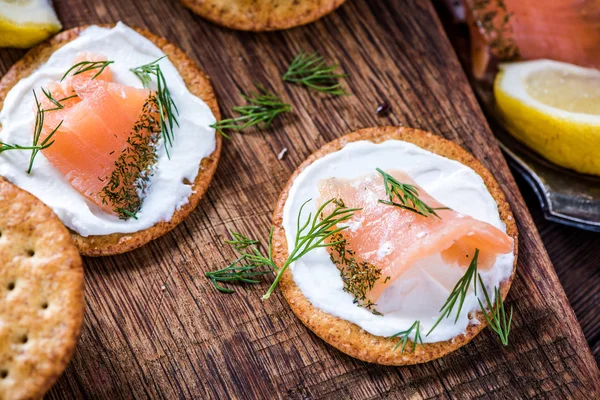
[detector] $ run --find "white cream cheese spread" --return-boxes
[282,140,514,343]
[0,22,216,236]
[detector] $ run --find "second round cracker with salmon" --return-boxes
[272,126,518,365]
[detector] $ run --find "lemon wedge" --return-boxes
[0,0,62,48]
[494,60,600,175]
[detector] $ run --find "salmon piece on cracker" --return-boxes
[318,170,513,305]
[39,53,161,218]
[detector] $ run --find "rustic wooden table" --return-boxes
[0,0,598,398]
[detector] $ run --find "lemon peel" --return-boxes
[0,0,62,48]
[495,60,600,175]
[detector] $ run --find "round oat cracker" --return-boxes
[0,178,84,399]
[0,25,222,257]
[272,126,519,365]
[180,0,347,31]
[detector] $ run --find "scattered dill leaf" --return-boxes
[206,258,272,293]
[205,230,274,293]
[208,199,359,298]
[210,84,292,139]
[130,56,180,158]
[390,320,424,353]
[225,230,261,251]
[283,51,348,96]
[427,249,479,336]
[376,168,449,218]
[477,274,513,346]
[61,60,114,82]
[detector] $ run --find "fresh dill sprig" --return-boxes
[427,249,479,336]
[208,199,359,298]
[41,88,64,111]
[390,320,424,353]
[225,230,261,252]
[283,51,348,95]
[29,90,63,174]
[263,198,360,300]
[477,274,513,346]
[376,168,449,218]
[130,56,180,158]
[61,60,114,82]
[40,88,78,111]
[210,84,292,139]
[205,231,274,293]
[0,90,63,174]
[206,258,272,293]
[117,209,139,220]
[0,140,57,167]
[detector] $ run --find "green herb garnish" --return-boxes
[328,231,382,311]
[40,88,77,112]
[99,94,161,220]
[283,51,348,96]
[207,198,359,298]
[117,209,139,220]
[390,320,424,353]
[376,168,448,218]
[205,231,273,293]
[131,56,180,158]
[61,60,114,82]
[263,198,359,299]
[0,90,63,174]
[210,84,292,139]
[427,249,479,336]
[206,257,272,293]
[477,274,513,346]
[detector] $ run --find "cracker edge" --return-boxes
[179,0,347,31]
[0,177,84,398]
[271,126,519,366]
[0,25,222,257]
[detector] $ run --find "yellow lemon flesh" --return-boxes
[0,0,62,48]
[494,60,600,176]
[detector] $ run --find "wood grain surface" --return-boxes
[0,0,599,398]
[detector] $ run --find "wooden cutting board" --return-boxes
[1,0,598,398]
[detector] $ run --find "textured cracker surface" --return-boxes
[0,178,84,400]
[272,126,519,366]
[0,25,222,257]
[180,0,346,31]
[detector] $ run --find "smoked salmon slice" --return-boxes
[318,170,513,308]
[38,53,161,218]
[464,0,600,78]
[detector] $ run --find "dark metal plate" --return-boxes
[493,121,600,232]
[473,81,600,232]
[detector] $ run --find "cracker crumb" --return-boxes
[277,148,288,160]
